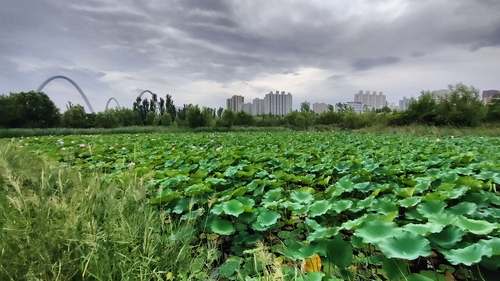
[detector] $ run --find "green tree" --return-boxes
[62,103,87,128]
[234,111,254,126]
[144,111,157,126]
[165,94,176,121]
[487,94,500,122]
[406,91,437,124]
[10,91,60,128]
[435,83,486,126]
[161,113,172,126]
[95,111,119,128]
[216,109,235,128]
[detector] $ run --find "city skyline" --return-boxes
[1,1,499,112]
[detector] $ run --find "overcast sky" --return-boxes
[2,0,500,112]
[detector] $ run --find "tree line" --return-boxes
[1,83,499,130]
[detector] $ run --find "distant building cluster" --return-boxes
[226,91,292,116]
[354,91,387,110]
[482,90,500,104]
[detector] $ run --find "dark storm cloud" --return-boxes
[1,0,500,110]
[352,57,401,71]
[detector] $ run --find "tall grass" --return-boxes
[0,126,292,138]
[355,123,500,136]
[0,140,221,280]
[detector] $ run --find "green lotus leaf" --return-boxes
[480,256,500,270]
[356,196,375,209]
[418,271,447,281]
[236,196,255,207]
[478,237,500,255]
[218,261,240,278]
[335,177,355,192]
[398,197,422,208]
[305,218,323,230]
[257,209,281,227]
[223,199,245,217]
[456,216,498,235]
[382,257,409,281]
[307,227,339,241]
[172,198,191,214]
[378,231,431,260]
[330,199,353,213]
[210,203,224,215]
[309,200,329,217]
[304,272,325,281]
[211,218,235,235]
[323,236,353,269]
[354,218,401,244]
[402,222,444,236]
[417,200,447,218]
[447,202,477,215]
[427,212,458,226]
[290,191,314,204]
[428,225,465,249]
[442,243,493,266]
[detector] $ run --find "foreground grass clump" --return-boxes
[0,140,226,280]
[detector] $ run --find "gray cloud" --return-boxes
[1,0,500,111]
[352,57,401,71]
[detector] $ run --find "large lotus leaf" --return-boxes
[447,202,477,215]
[427,225,465,249]
[303,272,325,281]
[382,257,409,281]
[442,243,493,266]
[455,216,498,235]
[427,212,458,226]
[323,237,353,269]
[309,200,329,217]
[354,219,401,244]
[257,209,281,227]
[172,198,191,214]
[307,227,339,241]
[402,222,444,236]
[417,200,447,218]
[223,199,245,217]
[480,238,500,255]
[378,231,431,260]
[398,197,422,208]
[335,177,355,192]
[329,199,353,213]
[356,196,375,209]
[211,218,235,235]
[290,191,314,204]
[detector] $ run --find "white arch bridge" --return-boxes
[36,75,157,113]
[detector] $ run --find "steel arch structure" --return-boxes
[105,97,121,111]
[36,75,95,113]
[138,90,155,99]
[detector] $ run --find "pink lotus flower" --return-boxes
[109,147,114,150]
[79,144,86,148]
[61,147,66,151]
[211,139,214,142]
[128,162,135,167]
[192,146,196,149]
[425,137,428,141]
[24,143,28,146]
[436,138,441,142]
[19,139,23,142]
[171,147,175,151]
[216,146,223,152]
[121,147,126,150]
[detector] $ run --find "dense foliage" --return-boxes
[20,132,500,280]
[1,83,499,130]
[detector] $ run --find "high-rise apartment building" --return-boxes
[482,90,500,104]
[354,90,387,109]
[226,95,244,111]
[263,91,292,116]
[252,98,265,115]
[399,97,415,111]
[312,102,329,114]
[241,103,253,114]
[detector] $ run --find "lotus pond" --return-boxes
[19,132,500,280]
